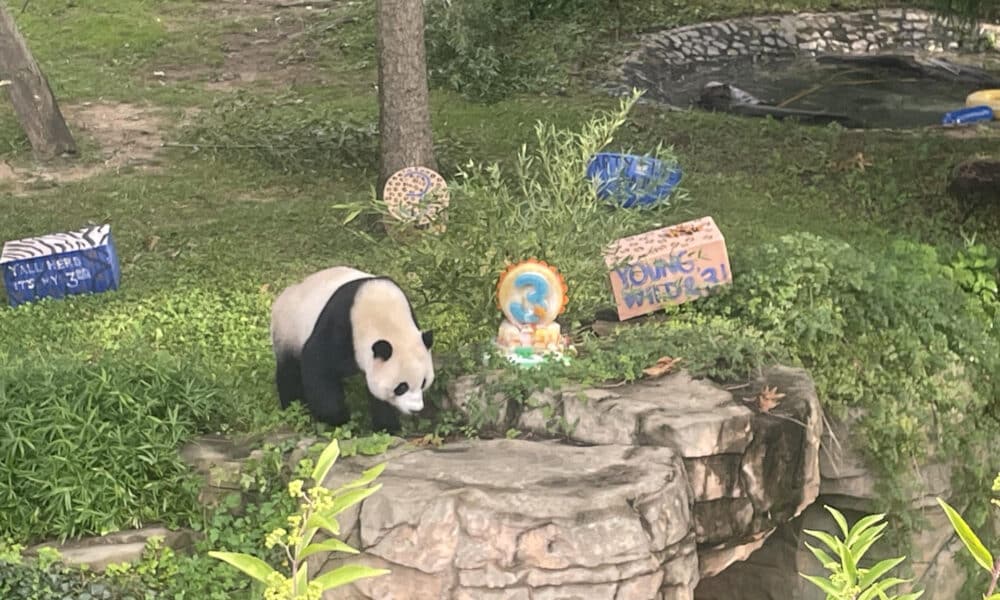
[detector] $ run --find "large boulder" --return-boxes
[446,365,823,580]
[174,365,824,599]
[314,438,699,600]
[694,409,966,600]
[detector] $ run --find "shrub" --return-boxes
[424,0,587,102]
[0,545,136,600]
[685,232,1000,545]
[341,89,689,351]
[0,352,225,542]
[0,285,297,542]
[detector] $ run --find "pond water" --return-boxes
[649,53,1000,129]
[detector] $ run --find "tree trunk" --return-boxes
[376,0,436,196]
[0,4,76,159]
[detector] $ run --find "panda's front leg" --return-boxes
[368,394,401,434]
[300,347,351,427]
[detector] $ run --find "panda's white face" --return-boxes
[365,335,435,415]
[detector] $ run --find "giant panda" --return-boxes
[269,266,435,433]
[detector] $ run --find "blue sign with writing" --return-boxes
[1,225,122,308]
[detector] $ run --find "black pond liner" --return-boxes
[641,52,1000,129]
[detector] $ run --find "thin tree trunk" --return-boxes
[0,3,76,159]
[376,0,436,196]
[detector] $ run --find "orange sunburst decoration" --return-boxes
[495,259,569,328]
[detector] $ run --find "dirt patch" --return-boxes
[154,0,353,91]
[65,103,165,167]
[0,103,167,191]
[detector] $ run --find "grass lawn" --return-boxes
[0,0,998,596]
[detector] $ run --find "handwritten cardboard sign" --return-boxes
[604,216,732,321]
[1,224,121,308]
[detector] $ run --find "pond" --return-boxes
[646,52,1000,129]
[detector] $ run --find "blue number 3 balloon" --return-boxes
[496,259,569,328]
[508,272,550,324]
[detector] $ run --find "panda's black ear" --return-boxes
[372,340,393,361]
[421,330,434,349]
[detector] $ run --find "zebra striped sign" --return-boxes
[0,224,112,263]
[2,224,121,307]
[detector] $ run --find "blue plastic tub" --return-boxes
[586,152,683,208]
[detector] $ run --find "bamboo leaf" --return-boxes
[342,208,363,225]
[936,497,994,573]
[207,551,276,583]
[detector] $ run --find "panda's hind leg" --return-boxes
[368,395,401,434]
[275,352,304,409]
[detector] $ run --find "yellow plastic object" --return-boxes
[966,90,1000,115]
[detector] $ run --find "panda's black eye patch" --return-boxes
[394,383,409,396]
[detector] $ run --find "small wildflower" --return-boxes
[288,479,305,498]
[264,572,292,600]
[264,528,288,550]
[306,580,324,600]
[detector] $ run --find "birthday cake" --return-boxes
[493,259,574,367]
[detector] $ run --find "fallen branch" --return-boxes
[777,84,822,108]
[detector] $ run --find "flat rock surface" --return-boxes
[562,372,752,457]
[316,438,699,600]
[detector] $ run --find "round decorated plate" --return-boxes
[383,166,449,232]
